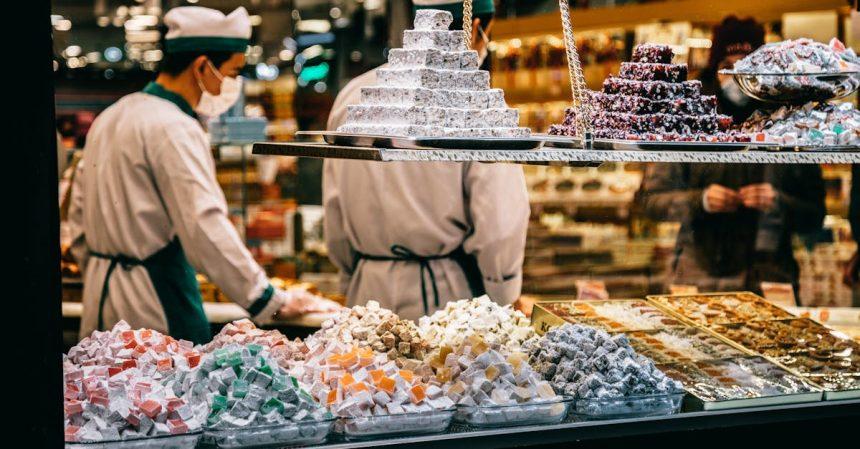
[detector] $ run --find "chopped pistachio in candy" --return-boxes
[418,295,537,354]
[192,344,329,429]
[200,319,306,368]
[291,343,453,417]
[63,321,205,442]
[437,335,559,407]
[528,324,683,402]
[311,300,430,360]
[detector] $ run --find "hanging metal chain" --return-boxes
[463,0,474,49]
[557,0,593,148]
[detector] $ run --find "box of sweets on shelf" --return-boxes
[646,291,796,327]
[530,299,683,335]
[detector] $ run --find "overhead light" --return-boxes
[86,51,102,62]
[296,20,331,34]
[250,15,262,26]
[116,6,129,17]
[187,0,199,3]
[278,49,294,61]
[330,7,342,19]
[313,81,327,93]
[97,16,110,27]
[64,45,82,58]
[55,19,72,31]
[104,47,123,63]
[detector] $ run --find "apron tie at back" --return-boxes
[89,251,144,332]
[355,244,485,315]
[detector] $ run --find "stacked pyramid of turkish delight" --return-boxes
[550,44,747,142]
[337,9,529,138]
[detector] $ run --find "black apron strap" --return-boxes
[90,251,144,332]
[89,239,209,344]
[354,244,483,315]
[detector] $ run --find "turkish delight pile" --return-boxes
[741,101,860,146]
[733,38,859,74]
[430,335,559,407]
[337,9,528,138]
[64,321,205,442]
[192,344,329,428]
[201,319,306,368]
[549,43,745,142]
[312,300,430,360]
[527,324,682,402]
[418,295,536,354]
[590,302,676,331]
[291,344,453,418]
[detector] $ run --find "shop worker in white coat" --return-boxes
[68,7,337,343]
[324,0,529,320]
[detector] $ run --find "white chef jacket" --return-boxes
[323,68,530,320]
[68,85,282,339]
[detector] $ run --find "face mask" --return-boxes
[195,60,242,117]
[720,77,749,107]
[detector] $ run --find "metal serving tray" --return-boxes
[296,131,545,150]
[530,299,683,335]
[539,135,777,152]
[65,432,201,449]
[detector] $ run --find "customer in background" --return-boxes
[636,163,825,300]
[324,0,529,320]
[699,16,767,123]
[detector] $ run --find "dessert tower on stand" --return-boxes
[337,8,529,138]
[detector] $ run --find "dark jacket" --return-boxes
[636,163,826,290]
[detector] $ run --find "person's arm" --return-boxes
[67,157,89,273]
[462,162,530,305]
[149,121,285,323]
[322,161,356,293]
[635,163,705,223]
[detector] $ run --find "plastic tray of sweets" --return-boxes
[454,397,572,428]
[200,418,335,448]
[336,408,455,440]
[570,392,685,420]
[66,432,201,449]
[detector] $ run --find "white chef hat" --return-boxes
[164,6,251,53]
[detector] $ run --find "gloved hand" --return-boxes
[274,288,342,320]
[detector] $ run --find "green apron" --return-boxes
[88,82,209,343]
[90,239,210,344]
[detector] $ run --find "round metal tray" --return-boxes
[720,70,860,104]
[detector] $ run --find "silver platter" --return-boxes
[719,70,860,104]
[295,131,545,150]
[539,134,776,152]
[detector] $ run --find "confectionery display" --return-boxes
[62,288,860,445]
[727,38,860,103]
[626,328,746,363]
[647,292,794,326]
[772,352,860,377]
[418,295,536,354]
[337,9,529,138]
[64,321,205,442]
[536,300,682,332]
[710,318,859,357]
[201,319,306,368]
[195,344,329,429]
[312,300,430,361]
[741,101,860,146]
[658,356,820,406]
[527,324,683,402]
[429,335,566,427]
[733,38,860,74]
[549,43,743,142]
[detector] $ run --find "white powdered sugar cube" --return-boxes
[414,9,453,31]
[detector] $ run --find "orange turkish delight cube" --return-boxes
[326,390,338,405]
[340,373,355,388]
[350,382,369,394]
[378,376,395,394]
[369,369,384,383]
[410,385,426,404]
[398,370,414,383]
